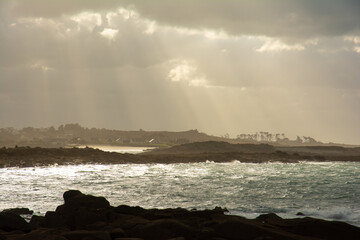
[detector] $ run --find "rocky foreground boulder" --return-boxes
[1,190,360,240]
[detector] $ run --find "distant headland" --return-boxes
[1,141,359,168]
[1,124,357,149]
[1,124,359,167]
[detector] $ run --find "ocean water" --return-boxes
[1,161,360,226]
[76,145,155,154]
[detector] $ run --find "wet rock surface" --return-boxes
[1,190,360,240]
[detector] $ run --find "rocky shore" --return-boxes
[1,142,360,167]
[1,190,360,240]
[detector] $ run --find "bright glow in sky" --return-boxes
[0,0,360,144]
[100,28,119,40]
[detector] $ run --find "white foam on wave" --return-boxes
[263,207,360,227]
[230,160,240,163]
[299,161,338,166]
[297,207,360,226]
[229,207,360,227]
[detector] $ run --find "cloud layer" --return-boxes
[4,0,360,41]
[1,0,360,144]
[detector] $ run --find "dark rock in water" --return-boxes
[253,237,274,240]
[59,190,110,211]
[0,212,28,232]
[115,205,147,216]
[115,238,144,240]
[130,219,194,240]
[29,215,45,227]
[53,190,111,229]
[4,190,360,240]
[109,227,126,238]
[256,213,285,225]
[255,214,360,240]
[213,206,229,213]
[42,211,67,228]
[83,221,109,231]
[2,208,34,215]
[63,190,82,204]
[296,212,305,216]
[0,233,5,240]
[7,228,67,240]
[283,217,360,240]
[109,213,150,230]
[71,207,108,229]
[61,230,111,240]
[212,219,286,240]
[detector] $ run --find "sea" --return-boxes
[0,147,359,226]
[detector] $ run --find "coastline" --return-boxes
[1,144,360,168]
[1,190,360,240]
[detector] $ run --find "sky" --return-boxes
[1,0,360,144]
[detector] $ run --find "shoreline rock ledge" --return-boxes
[1,190,360,240]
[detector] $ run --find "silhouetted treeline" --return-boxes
[236,131,322,146]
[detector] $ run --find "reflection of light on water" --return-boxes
[77,145,156,154]
[1,162,360,226]
[122,165,149,177]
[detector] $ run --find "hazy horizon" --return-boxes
[1,0,360,145]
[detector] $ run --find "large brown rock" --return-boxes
[1,208,33,215]
[0,212,28,232]
[72,207,108,229]
[256,213,360,240]
[63,190,82,204]
[53,190,111,229]
[115,205,147,216]
[6,228,67,240]
[4,191,360,240]
[62,230,111,240]
[281,217,360,240]
[58,190,110,212]
[41,211,67,228]
[110,214,149,232]
[130,219,194,240]
[212,219,270,240]
[109,227,126,238]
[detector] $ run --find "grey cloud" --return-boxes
[1,0,360,144]
[130,0,360,40]
[4,0,360,41]
[158,34,360,89]
[1,0,120,18]
[0,10,170,69]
